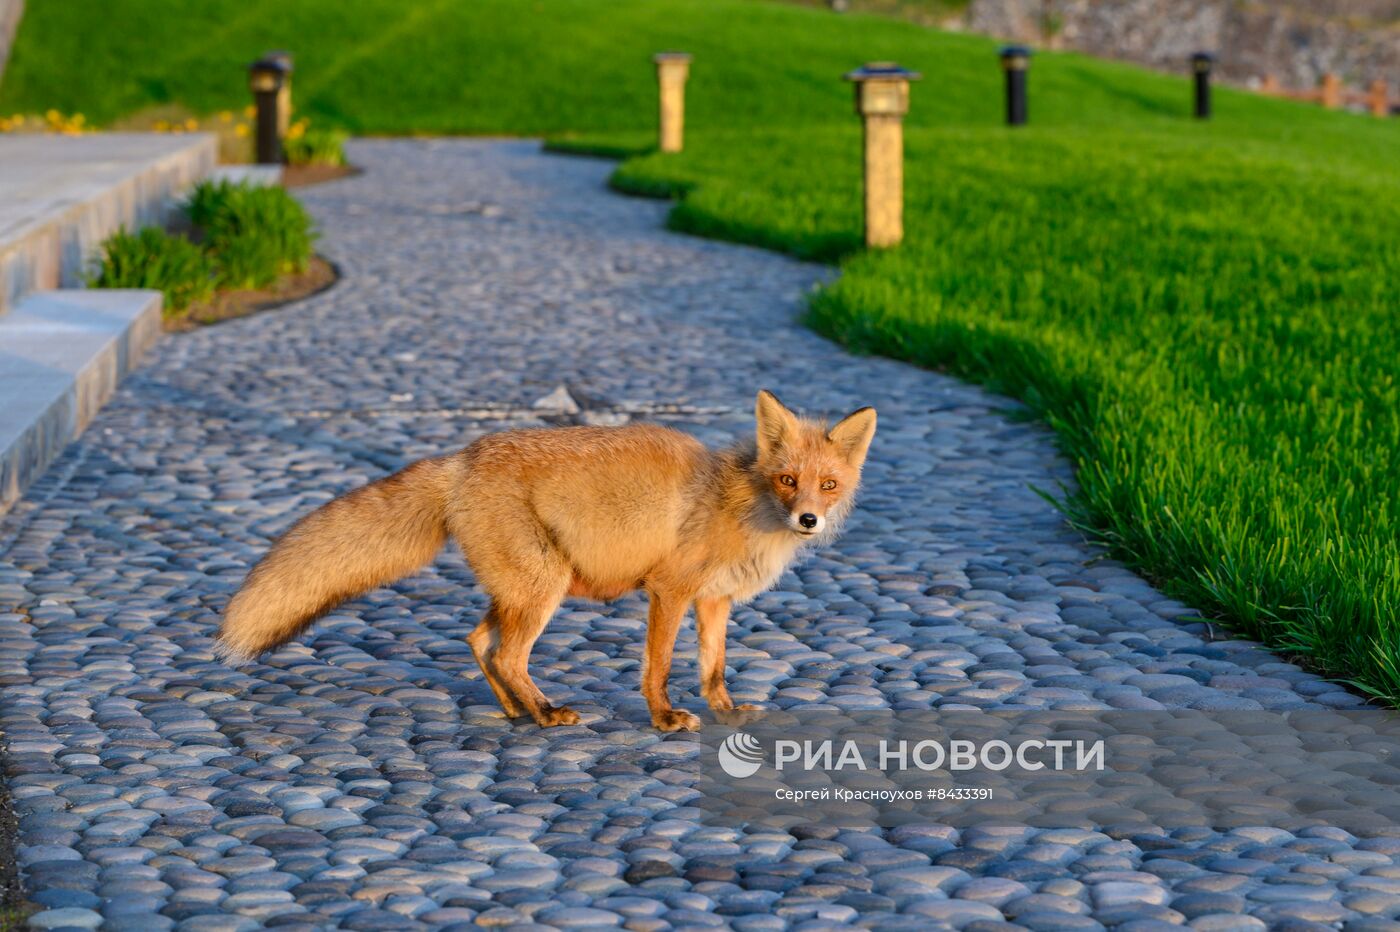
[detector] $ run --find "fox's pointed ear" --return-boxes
[827,406,877,468]
[755,390,798,458]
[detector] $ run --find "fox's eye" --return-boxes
[779,475,797,487]
[821,479,837,491]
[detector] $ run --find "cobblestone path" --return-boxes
[1,140,1392,931]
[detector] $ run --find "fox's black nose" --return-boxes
[799,513,818,529]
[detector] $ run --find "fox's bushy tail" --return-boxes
[216,455,458,662]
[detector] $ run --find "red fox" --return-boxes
[217,390,876,731]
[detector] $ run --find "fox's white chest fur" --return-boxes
[700,532,804,603]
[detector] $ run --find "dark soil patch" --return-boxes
[282,164,362,188]
[0,727,36,929]
[164,255,338,331]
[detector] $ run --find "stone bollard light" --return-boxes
[1192,52,1215,119]
[844,62,921,249]
[265,49,294,138]
[1321,72,1342,110]
[1369,79,1389,118]
[653,52,692,153]
[248,57,289,165]
[1000,45,1031,126]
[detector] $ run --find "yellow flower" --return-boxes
[45,108,61,123]
[218,110,233,123]
[286,123,305,140]
[234,123,250,137]
[71,114,85,126]
[184,118,199,130]
[153,119,170,132]
[243,105,256,119]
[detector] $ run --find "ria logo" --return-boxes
[717,732,764,778]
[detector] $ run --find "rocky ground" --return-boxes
[0,139,1395,930]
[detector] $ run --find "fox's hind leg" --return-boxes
[467,598,576,726]
[467,609,524,718]
[452,509,577,727]
[492,593,578,727]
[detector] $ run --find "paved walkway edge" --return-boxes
[0,289,162,513]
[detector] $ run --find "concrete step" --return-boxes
[0,288,162,514]
[0,133,217,315]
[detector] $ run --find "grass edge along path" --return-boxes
[547,114,1400,705]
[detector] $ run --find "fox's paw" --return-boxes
[715,704,765,727]
[704,688,734,712]
[534,705,580,727]
[653,709,702,733]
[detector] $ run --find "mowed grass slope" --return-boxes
[7,0,1400,698]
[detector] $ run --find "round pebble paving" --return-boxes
[0,138,1393,929]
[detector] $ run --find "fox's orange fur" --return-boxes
[218,390,876,731]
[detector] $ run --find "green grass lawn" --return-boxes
[6,0,1400,699]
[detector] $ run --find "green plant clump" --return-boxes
[187,180,315,289]
[284,127,348,166]
[92,180,315,312]
[88,226,215,314]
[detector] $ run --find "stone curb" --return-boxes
[0,288,162,513]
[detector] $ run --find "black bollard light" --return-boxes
[1000,45,1031,126]
[247,57,289,165]
[1192,52,1215,119]
[264,49,294,138]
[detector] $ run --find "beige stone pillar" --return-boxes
[653,53,692,153]
[1321,72,1342,109]
[845,63,920,249]
[1370,79,1389,118]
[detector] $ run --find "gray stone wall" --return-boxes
[966,0,1400,90]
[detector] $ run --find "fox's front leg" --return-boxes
[695,597,735,710]
[696,597,761,717]
[642,590,701,732]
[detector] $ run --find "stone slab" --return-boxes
[209,164,283,187]
[0,133,217,314]
[0,288,161,512]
